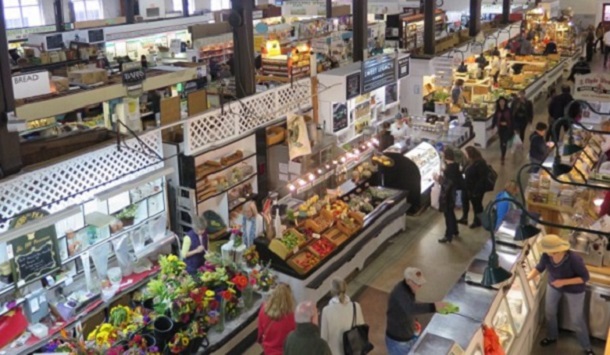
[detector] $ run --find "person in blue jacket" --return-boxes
[494,180,519,230]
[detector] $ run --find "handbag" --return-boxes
[343,302,373,355]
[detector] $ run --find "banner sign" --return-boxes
[361,55,396,93]
[574,74,610,101]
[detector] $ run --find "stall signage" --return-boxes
[122,62,146,98]
[397,57,410,78]
[8,210,60,287]
[12,71,51,100]
[346,72,361,100]
[574,74,610,101]
[361,55,396,94]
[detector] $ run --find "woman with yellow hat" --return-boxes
[527,234,594,355]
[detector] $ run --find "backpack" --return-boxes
[484,164,498,192]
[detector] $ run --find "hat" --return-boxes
[538,234,570,254]
[404,267,426,286]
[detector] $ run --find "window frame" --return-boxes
[171,0,196,15]
[71,0,104,22]
[4,0,44,29]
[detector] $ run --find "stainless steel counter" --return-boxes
[412,313,481,352]
[443,279,497,322]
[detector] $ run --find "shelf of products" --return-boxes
[400,10,446,51]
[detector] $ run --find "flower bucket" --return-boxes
[153,315,174,349]
[188,336,208,353]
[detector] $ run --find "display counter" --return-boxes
[257,187,408,302]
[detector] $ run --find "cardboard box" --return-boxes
[51,76,70,92]
[68,68,108,85]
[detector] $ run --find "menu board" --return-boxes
[346,72,361,100]
[8,211,59,286]
[332,102,348,132]
[397,57,410,78]
[361,55,396,93]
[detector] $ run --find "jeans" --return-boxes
[444,206,458,240]
[545,286,592,350]
[386,336,418,355]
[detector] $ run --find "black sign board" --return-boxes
[346,72,361,100]
[9,210,59,286]
[332,102,348,132]
[361,55,396,94]
[88,29,104,43]
[397,57,410,78]
[122,68,147,85]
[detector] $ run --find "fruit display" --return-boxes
[323,228,349,246]
[288,250,320,274]
[308,237,336,258]
[280,229,306,250]
[372,155,394,167]
[336,211,364,236]
[324,200,349,219]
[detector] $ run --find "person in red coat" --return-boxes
[257,283,296,355]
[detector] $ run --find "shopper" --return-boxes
[519,36,533,55]
[511,90,534,142]
[493,180,519,230]
[527,235,594,355]
[181,215,208,275]
[491,97,513,165]
[320,279,365,355]
[451,79,467,107]
[258,283,297,355]
[595,22,604,52]
[239,201,264,247]
[586,28,595,62]
[604,27,610,68]
[437,148,461,243]
[547,85,574,141]
[542,38,558,55]
[390,118,409,142]
[459,146,488,229]
[529,122,551,173]
[385,267,447,355]
[284,301,332,355]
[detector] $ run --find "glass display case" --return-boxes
[404,142,441,193]
[523,252,541,297]
[506,274,530,335]
[492,297,517,352]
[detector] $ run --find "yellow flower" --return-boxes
[181,336,189,346]
[205,290,215,297]
[167,255,178,262]
[100,323,113,332]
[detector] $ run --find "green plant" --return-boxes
[115,204,138,220]
[433,91,450,102]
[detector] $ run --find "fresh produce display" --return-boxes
[281,229,305,250]
[372,155,394,167]
[268,229,307,260]
[308,237,336,258]
[288,250,320,274]
[324,200,349,218]
[303,210,334,233]
[323,228,349,246]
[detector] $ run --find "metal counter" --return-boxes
[412,313,482,352]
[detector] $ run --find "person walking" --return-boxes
[527,235,595,355]
[529,122,552,173]
[493,180,519,230]
[320,279,365,355]
[181,215,208,275]
[491,97,513,165]
[511,90,534,142]
[603,27,610,68]
[595,22,604,52]
[385,267,447,355]
[586,28,595,62]
[547,85,574,141]
[437,147,461,243]
[459,146,488,229]
[284,301,332,355]
[257,283,296,355]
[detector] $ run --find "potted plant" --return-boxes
[115,204,139,226]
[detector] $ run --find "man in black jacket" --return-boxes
[530,123,551,173]
[511,90,534,142]
[386,268,447,355]
[547,85,574,141]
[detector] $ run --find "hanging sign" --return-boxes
[574,74,610,101]
[287,113,312,160]
[8,210,59,287]
[346,72,361,100]
[397,57,410,78]
[12,71,51,100]
[122,62,146,98]
[361,55,396,94]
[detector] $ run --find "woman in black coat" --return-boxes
[460,146,488,229]
[438,147,462,243]
[491,97,513,165]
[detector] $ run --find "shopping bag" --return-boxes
[430,182,441,210]
[510,134,523,154]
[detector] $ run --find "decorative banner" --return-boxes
[361,55,396,93]
[346,72,361,100]
[8,210,59,287]
[574,74,610,101]
[287,113,312,160]
[332,102,348,133]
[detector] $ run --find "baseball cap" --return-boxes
[404,267,426,286]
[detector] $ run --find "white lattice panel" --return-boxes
[185,79,312,156]
[0,131,164,232]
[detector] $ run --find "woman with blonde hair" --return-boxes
[320,279,365,355]
[257,283,296,355]
[239,201,264,247]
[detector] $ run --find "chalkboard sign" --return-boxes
[88,29,104,43]
[361,55,396,94]
[397,57,410,78]
[332,102,348,132]
[46,34,64,51]
[9,210,59,286]
[346,72,361,100]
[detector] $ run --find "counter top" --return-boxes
[443,279,498,321]
[412,313,482,352]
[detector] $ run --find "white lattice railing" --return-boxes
[0,130,164,233]
[184,79,312,156]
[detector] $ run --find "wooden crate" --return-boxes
[287,249,320,275]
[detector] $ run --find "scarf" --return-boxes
[241,215,257,247]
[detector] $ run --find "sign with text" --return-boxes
[12,71,51,100]
[122,62,146,98]
[574,74,610,101]
[397,56,410,78]
[361,55,396,94]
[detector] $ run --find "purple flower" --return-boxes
[6,300,17,310]
[149,346,159,352]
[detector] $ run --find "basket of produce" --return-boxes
[308,237,336,259]
[267,126,286,146]
[336,212,363,236]
[269,228,307,259]
[303,209,333,233]
[287,250,320,275]
[372,155,394,167]
[322,228,349,246]
[323,200,349,220]
[203,210,227,240]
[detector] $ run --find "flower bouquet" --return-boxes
[167,330,190,354]
[159,254,187,277]
[243,246,260,268]
[250,266,277,293]
[87,323,119,349]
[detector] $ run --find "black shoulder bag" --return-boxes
[343,302,373,355]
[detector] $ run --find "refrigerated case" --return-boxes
[587,284,610,340]
[379,142,441,214]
